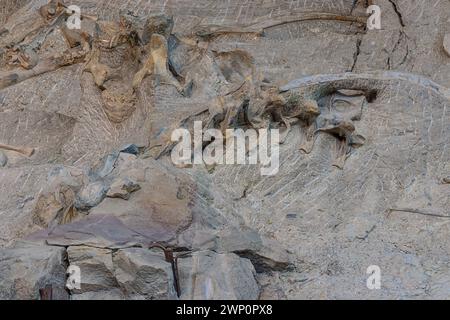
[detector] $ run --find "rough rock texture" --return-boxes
[178,251,260,300]
[0,0,450,300]
[0,241,68,300]
[113,248,178,300]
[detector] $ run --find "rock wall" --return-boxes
[0,0,449,300]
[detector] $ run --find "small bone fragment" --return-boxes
[83,48,112,88]
[296,99,321,154]
[39,0,65,22]
[0,143,35,157]
[316,120,355,169]
[17,48,39,70]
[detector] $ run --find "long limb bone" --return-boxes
[194,13,368,39]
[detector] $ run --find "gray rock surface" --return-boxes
[0,242,68,300]
[75,181,108,211]
[0,150,6,167]
[113,248,178,300]
[67,246,118,294]
[178,251,260,300]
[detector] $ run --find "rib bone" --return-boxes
[0,143,35,157]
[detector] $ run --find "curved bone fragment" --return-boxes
[280,71,450,101]
[0,143,35,157]
[315,120,356,169]
[295,99,321,154]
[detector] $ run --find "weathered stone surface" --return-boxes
[67,246,118,294]
[27,215,153,249]
[113,248,178,300]
[178,251,259,300]
[90,159,194,243]
[0,164,85,247]
[67,246,179,300]
[0,242,68,300]
[214,227,291,272]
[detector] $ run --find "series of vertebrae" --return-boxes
[0,0,374,168]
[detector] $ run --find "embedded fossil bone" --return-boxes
[295,99,321,154]
[101,85,137,123]
[39,0,65,23]
[142,15,174,44]
[83,47,112,88]
[280,71,450,101]
[194,13,368,39]
[96,17,139,50]
[0,143,35,157]
[6,47,39,70]
[315,119,356,169]
[17,48,39,70]
[133,34,184,94]
[0,47,88,90]
[60,26,91,51]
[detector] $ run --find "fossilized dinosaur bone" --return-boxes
[194,12,368,39]
[0,46,88,90]
[0,143,35,157]
[6,47,39,70]
[133,33,184,94]
[315,119,356,169]
[82,47,112,88]
[294,99,321,153]
[279,72,450,169]
[280,71,450,101]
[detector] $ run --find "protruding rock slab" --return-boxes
[0,242,68,300]
[178,251,260,300]
[67,246,118,295]
[27,215,154,249]
[113,248,178,300]
[90,168,193,243]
